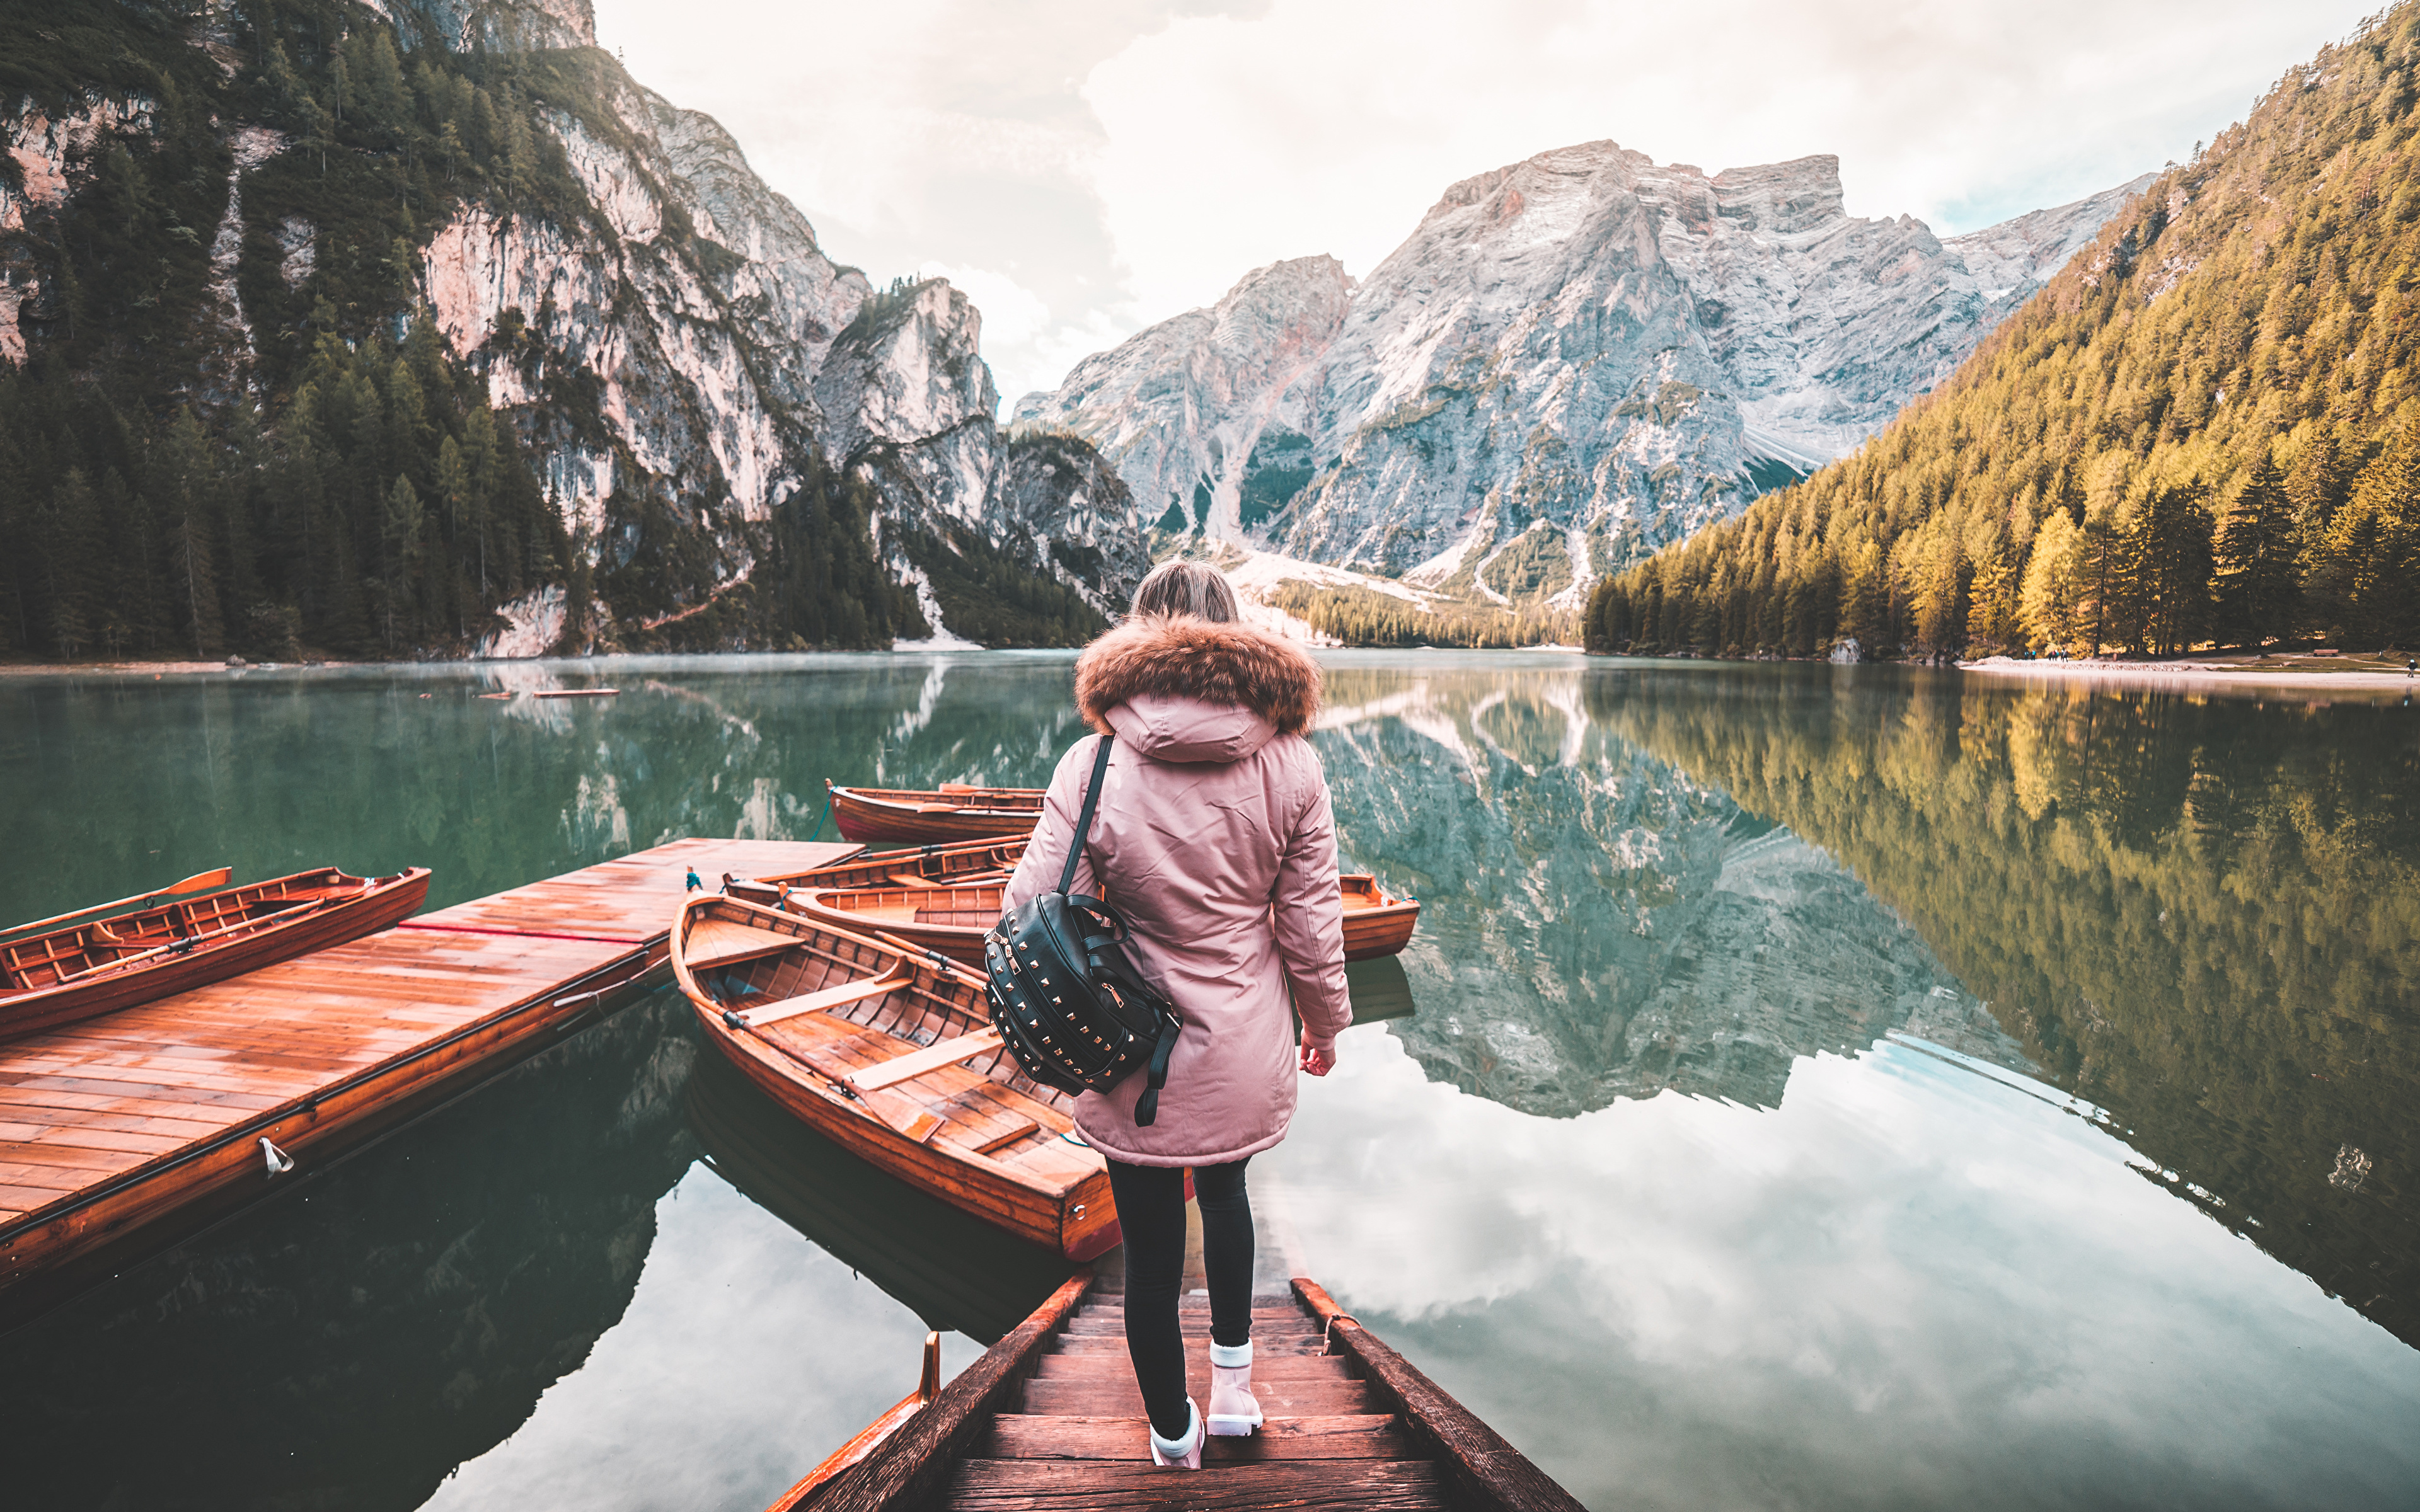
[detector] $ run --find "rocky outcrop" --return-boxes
[1019,145,2148,600]
[405,25,1151,639]
[992,430,1153,619]
[1,94,160,365]
[384,0,598,52]
[1014,256,1354,540]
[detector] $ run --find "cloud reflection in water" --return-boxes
[1266,1029,2420,1511]
[420,1167,984,1512]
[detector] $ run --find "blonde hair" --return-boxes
[1131,560,1240,623]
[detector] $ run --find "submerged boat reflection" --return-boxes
[685,1045,1073,1345]
[1346,956,1417,1026]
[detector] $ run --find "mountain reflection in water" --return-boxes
[1312,667,2034,1114]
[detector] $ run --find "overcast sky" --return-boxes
[591,0,2377,406]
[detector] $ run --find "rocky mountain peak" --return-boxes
[1020,140,2150,597]
[1704,154,1848,236]
[1012,253,1354,541]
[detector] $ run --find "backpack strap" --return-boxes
[1133,1012,1182,1127]
[1057,734,1114,897]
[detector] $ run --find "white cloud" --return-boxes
[597,0,2378,404]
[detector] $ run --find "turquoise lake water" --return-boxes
[2,653,2415,1509]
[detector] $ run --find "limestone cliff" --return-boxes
[1019,146,2148,603]
[395,1,1147,638]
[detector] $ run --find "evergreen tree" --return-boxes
[2317,414,2420,646]
[2216,450,2302,646]
[37,470,101,658]
[160,410,224,658]
[2120,481,2217,656]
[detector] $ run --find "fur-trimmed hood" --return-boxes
[1075,616,1322,742]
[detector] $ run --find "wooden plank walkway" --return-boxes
[0,837,854,1325]
[782,1271,1589,1512]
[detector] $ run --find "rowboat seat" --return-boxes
[725,974,908,1029]
[756,1012,1067,1162]
[681,917,807,971]
[846,1028,1006,1093]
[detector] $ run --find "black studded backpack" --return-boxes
[984,735,1184,1125]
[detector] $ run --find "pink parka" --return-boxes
[1001,616,1352,1167]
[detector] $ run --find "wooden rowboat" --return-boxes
[783,876,1420,968]
[827,783,1045,847]
[725,839,1026,908]
[1338,874,1420,960]
[0,866,432,1043]
[669,895,1119,1260]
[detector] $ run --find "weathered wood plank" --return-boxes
[1014,1380,1381,1417]
[975,1414,1406,1463]
[943,1457,1448,1510]
[1046,1333,1326,1355]
[846,1029,1006,1093]
[1029,1352,1350,1381]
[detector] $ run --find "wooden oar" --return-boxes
[0,868,234,941]
[58,891,344,982]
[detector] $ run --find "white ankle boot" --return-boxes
[1148,1397,1204,1469]
[1206,1340,1263,1436]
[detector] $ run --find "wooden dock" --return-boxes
[0,837,855,1326]
[779,1269,1588,1512]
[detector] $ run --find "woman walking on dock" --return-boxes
[1001,561,1352,1471]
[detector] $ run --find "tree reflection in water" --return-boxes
[1587,664,2419,1346]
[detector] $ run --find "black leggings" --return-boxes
[1103,1156,1253,1439]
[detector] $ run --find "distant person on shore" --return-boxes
[1000,560,1352,1470]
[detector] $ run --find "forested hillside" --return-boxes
[0,1,929,660]
[0,1,1117,663]
[1586,5,2420,660]
[1261,581,1570,648]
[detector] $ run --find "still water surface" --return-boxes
[2,655,2416,1509]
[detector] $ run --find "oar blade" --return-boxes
[1,865,237,939]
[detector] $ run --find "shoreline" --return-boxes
[1958,654,2420,692]
[0,660,272,677]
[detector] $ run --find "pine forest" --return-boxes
[1586,6,2420,662]
[0,0,930,662]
